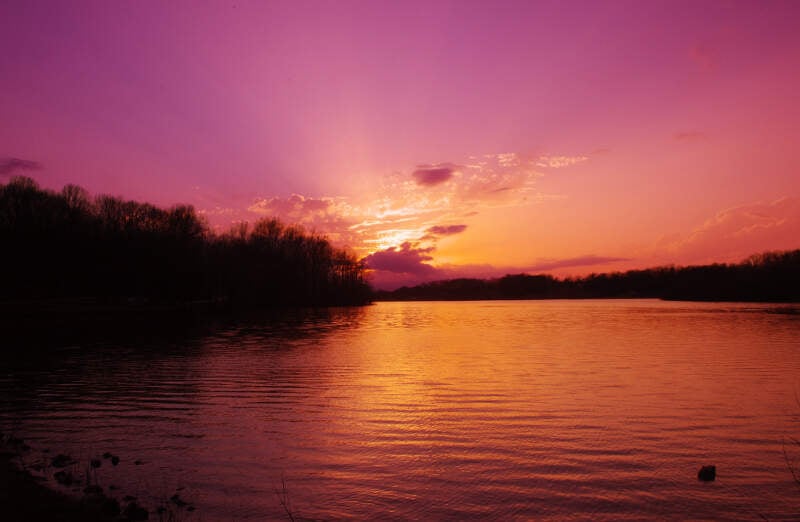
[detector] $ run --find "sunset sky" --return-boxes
[2,1,799,288]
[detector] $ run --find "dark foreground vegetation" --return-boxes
[0,176,370,308]
[1,446,116,522]
[1,455,110,522]
[1,433,195,521]
[377,250,800,302]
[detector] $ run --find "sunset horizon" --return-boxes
[3,1,798,290]
[2,2,800,521]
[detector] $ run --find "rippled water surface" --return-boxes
[2,300,800,520]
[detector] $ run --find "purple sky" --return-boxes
[2,1,799,288]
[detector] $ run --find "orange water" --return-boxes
[2,300,799,520]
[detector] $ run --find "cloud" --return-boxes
[0,157,42,177]
[363,242,438,276]
[202,149,587,257]
[249,194,333,217]
[426,224,467,236]
[198,206,238,218]
[247,194,361,244]
[524,255,629,272]
[496,152,520,167]
[367,252,630,290]
[535,155,588,169]
[337,152,565,252]
[652,197,800,264]
[412,164,456,186]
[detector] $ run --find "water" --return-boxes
[1,300,799,520]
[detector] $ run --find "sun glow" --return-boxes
[365,228,428,252]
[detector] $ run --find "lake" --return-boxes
[1,300,799,520]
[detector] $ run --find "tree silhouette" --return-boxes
[0,176,371,307]
[378,251,800,302]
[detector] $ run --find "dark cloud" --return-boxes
[412,164,456,186]
[0,157,42,177]
[525,255,629,272]
[427,224,467,236]
[363,242,439,276]
[367,253,630,291]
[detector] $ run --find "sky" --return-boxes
[1,0,799,289]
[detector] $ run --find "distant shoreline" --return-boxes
[372,296,800,304]
[374,250,800,303]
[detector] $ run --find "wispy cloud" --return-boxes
[348,152,561,252]
[0,157,42,177]
[247,194,361,244]
[652,197,800,265]
[200,149,588,262]
[427,224,467,236]
[524,255,629,272]
[535,155,588,169]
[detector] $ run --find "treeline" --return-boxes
[376,250,800,302]
[0,176,371,306]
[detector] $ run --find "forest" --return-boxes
[376,250,800,302]
[3,175,797,309]
[0,176,371,307]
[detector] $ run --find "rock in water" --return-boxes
[698,465,716,481]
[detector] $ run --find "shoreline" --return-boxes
[373,295,800,304]
[0,450,117,522]
[0,435,185,522]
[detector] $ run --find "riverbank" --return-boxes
[0,450,116,522]
[0,434,187,522]
[374,249,800,302]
